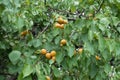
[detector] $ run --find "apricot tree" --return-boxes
[0,0,120,80]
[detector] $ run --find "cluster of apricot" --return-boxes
[40,49,56,61]
[54,16,68,29]
[74,48,83,55]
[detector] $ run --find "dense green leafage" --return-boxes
[0,0,120,80]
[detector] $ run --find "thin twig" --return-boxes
[37,25,49,38]
[95,0,104,14]
[0,72,14,76]
[47,5,84,17]
[40,25,49,34]
[46,5,87,22]
[69,30,76,38]
[44,0,46,5]
[79,9,85,17]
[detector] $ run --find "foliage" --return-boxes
[0,0,120,80]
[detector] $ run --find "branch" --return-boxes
[46,5,85,18]
[113,26,120,35]
[40,25,49,34]
[69,30,75,38]
[109,24,120,35]
[0,72,14,76]
[95,0,104,14]
[37,25,49,38]
[78,9,85,18]
[67,18,76,21]
[44,0,46,5]
[46,5,69,14]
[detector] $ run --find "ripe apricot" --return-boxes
[45,53,51,59]
[57,17,64,24]
[95,56,101,60]
[78,48,83,54]
[74,50,77,55]
[46,76,50,80]
[93,17,99,20]
[88,14,93,17]
[51,56,56,61]
[40,49,47,55]
[60,39,67,45]
[20,30,29,36]
[54,23,64,29]
[50,51,56,57]
[60,44,63,46]
[63,20,68,24]
[59,24,64,29]
[55,23,60,28]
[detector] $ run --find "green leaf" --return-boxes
[49,59,54,64]
[70,5,76,13]
[88,30,93,41]
[96,74,102,80]
[14,0,21,7]
[52,29,60,37]
[63,75,71,80]
[28,39,41,47]
[84,42,94,55]
[33,39,42,48]
[8,63,22,74]
[106,39,116,53]
[70,56,78,67]
[71,33,78,40]
[23,76,32,80]
[15,17,24,30]
[115,43,120,56]
[0,41,6,49]
[0,4,5,16]
[67,45,75,58]
[17,72,23,80]
[99,70,106,79]
[117,27,120,33]
[17,73,32,80]
[42,64,50,75]
[22,64,33,78]
[9,50,21,65]
[35,64,46,80]
[100,17,110,26]
[56,51,65,64]
[98,24,106,31]
[98,35,105,52]
[111,16,120,26]
[55,36,61,45]
[52,66,62,77]
[89,63,97,78]
[102,50,109,60]
[104,64,111,74]
[67,58,73,69]
[0,75,5,80]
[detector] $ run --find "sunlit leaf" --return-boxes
[9,50,21,65]
[22,64,33,78]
